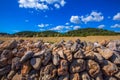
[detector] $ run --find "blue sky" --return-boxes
[0,0,120,33]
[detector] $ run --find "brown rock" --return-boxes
[64,50,72,62]
[57,50,65,59]
[21,61,32,76]
[97,48,113,59]
[74,49,85,59]
[81,72,91,80]
[58,74,69,80]
[99,40,109,47]
[110,51,120,64]
[84,51,95,59]
[52,52,60,66]
[7,70,17,80]
[102,60,118,76]
[114,71,120,79]
[70,59,86,73]
[70,73,81,80]
[58,60,68,76]
[94,52,104,63]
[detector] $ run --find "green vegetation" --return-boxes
[0,28,120,37]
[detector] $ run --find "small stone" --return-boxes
[58,60,68,76]
[87,60,100,78]
[70,59,86,73]
[20,51,34,63]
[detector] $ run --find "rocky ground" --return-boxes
[0,39,120,80]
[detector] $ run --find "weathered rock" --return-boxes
[97,48,113,59]
[87,60,100,78]
[0,57,8,67]
[42,49,52,66]
[102,60,118,76]
[52,52,60,66]
[84,51,95,59]
[7,70,17,80]
[81,72,91,80]
[12,57,21,70]
[85,42,94,51]
[33,50,44,58]
[21,61,32,76]
[104,76,117,80]
[99,40,109,47]
[64,50,72,62]
[110,51,120,64]
[40,63,57,80]
[114,71,120,79]
[57,50,65,59]
[70,59,86,73]
[30,57,42,70]
[26,70,39,80]
[70,73,80,80]
[20,51,34,63]
[94,52,104,63]
[58,74,69,80]
[58,60,68,76]
[95,73,103,80]
[0,65,11,76]
[1,49,13,59]
[74,49,85,59]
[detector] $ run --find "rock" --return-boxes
[16,47,26,58]
[42,49,52,66]
[0,57,8,67]
[1,49,13,59]
[114,71,120,79]
[87,60,100,78]
[64,50,72,62]
[104,77,117,80]
[7,70,17,80]
[52,52,60,66]
[21,61,32,76]
[97,48,113,59]
[0,65,11,76]
[0,40,4,44]
[81,72,91,80]
[102,60,118,76]
[70,59,86,73]
[30,57,42,70]
[99,40,109,47]
[20,51,34,63]
[34,41,43,48]
[110,51,120,64]
[58,74,69,80]
[95,73,103,80]
[85,42,94,51]
[58,60,68,76]
[74,49,85,59]
[94,52,104,63]
[40,63,57,80]
[70,73,80,80]
[12,57,21,70]
[33,50,44,58]
[26,70,39,80]
[57,50,65,59]
[84,51,95,59]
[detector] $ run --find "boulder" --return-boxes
[81,72,91,80]
[52,52,60,66]
[110,51,120,64]
[70,73,80,80]
[64,50,72,62]
[74,49,85,59]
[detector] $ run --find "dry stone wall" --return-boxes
[0,39,120,80]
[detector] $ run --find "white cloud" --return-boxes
[50,25,64,30]
[18,0,66,10]
[97,24,105,29]
[70,16,80,24]
[65,22,69,25]
[111,24,120,28]
[113,12,120,20]
[54,4,60,9]
[38,23,49,27]
[81,11,104,23]
[25,19,29,22]
[73,26,81,30]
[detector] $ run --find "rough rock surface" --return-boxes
[0,39,120,80]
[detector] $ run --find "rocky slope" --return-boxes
[0,39,120,80]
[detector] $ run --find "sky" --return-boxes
[0,0,120,33]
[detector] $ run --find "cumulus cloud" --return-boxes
[111,24,120,28]
[70,16,80,24]
[73,26,81,30]
[98,24,105,29]
[50,25,64,30]
[38,23,49,27]
[113,12,120,20]
[65,22,69,25]
[81,11,104,23]
[18,0,66,10]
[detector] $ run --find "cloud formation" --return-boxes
[113,12,120,20]
[81,11,104,23]
[38,23,49,27]
[18,0,66,10]
[70,16,80,24]
[111,24,120,28]
[73,26,81,30]
[98,24,105,29]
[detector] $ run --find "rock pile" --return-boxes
[0,39,120,80]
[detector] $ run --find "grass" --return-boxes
[0,36,120,43]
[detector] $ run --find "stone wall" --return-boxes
[0,39,120,80]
